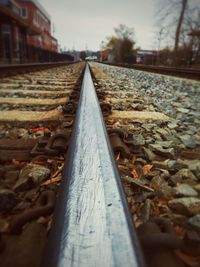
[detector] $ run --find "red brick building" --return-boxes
[100,48,112,61]
[136,50,157,65]
[17,0,58,52]
[0,0,58,64]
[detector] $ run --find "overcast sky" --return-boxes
[39,0,199,51]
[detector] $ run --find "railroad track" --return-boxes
[0,62,200,267]
[0,62,74,78]
[101,62,200,80]
[0,62,86,266]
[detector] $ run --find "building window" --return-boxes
[15,26,20,51]
[1,24,12,62]
[1,24,11,34]
[21,8,28,18]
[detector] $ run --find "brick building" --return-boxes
[100,48,113,62]
[17,0,58,52]
[0,0,58,64]
[136,50,157,65]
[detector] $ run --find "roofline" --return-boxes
[19,0,51,20]
[11,0,21,9]
[0,3,41,35]
[51,35,57,42]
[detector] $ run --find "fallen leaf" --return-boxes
[113,121,121,128]
[124,176,154,192]
[116,152,120,161]
[49,163,64,179]
[118,165,128,171]
[142,164,153,176]
[131,169,139,179]
[41,175,62,186]
[52,171,60,179]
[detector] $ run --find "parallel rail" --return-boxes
[101,62,200,80]
[41,64,145,267]
[0,61,74,78]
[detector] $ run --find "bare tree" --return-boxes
[174,0,188,52]
[185,9,200,64]
[103,24,137,63]
[156,0,200,65]
[114,24,135,41]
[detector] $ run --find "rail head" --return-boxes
[99,61,200,81]
[41,64,145,267]
[0,61,76,78]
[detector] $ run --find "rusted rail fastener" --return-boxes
[41,64,145,267]
[10,190,56,234]
[108,129,130,158]
[137,218,200,267]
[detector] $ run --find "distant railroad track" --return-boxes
[0,61,74,78]
[101,62,200,80]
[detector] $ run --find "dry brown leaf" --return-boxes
[41,174,62,186]
[52,169,61,178]
[116,152,120,161]
[142,164,153,176]
[51,163,64,178]
[113,121,121,128]
[118,164,128,171]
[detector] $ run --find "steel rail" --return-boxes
[41,64,145,267]
[131,64,200,79]
[100,62,200,80]
[0,61,74,78]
